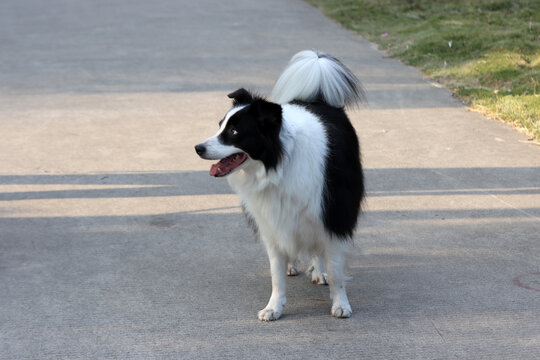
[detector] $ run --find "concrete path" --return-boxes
[1,0,539,358]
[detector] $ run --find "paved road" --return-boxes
[1,0,539,359]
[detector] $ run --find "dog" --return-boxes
[195,50,365,321]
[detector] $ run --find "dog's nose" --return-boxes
[195,144,206,156]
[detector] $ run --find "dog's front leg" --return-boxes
[258,245,287,321]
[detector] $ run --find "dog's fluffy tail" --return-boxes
[270,50,365,108]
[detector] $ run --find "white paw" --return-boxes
[287,264,299,276]
[258,308,282,321]
[311,271,328,285]
[332,304,352,318]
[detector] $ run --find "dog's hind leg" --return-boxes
[308,255,328,285]
[258,245,287,321]
[324,241,352,318]
[287,260,299,276]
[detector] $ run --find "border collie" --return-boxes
[195,50,365,321]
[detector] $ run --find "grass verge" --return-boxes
[307,0,540,140]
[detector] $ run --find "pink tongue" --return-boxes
[209,153,247,177]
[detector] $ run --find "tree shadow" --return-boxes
[1,166,538,201]
[0,171,233,201]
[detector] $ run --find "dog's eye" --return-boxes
[229,127,238,136]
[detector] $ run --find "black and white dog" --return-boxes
[195,50,365,321]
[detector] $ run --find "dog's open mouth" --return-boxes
[209,153,248,177]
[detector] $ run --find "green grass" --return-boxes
[307,0,540,140]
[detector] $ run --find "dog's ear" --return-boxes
[250,99,282,133]
[227,88,253,106]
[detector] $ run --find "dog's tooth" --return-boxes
[217,167,221,173]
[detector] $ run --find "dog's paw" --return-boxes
[331,304,352,318]
[258,308,282,321]
[287,263,299,276]
[311,271,328,285]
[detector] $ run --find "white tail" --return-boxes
[270,50,365,108]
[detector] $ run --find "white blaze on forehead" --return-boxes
[218,104,248,134]
[199,105,248,160]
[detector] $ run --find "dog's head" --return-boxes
[195,88,283,177]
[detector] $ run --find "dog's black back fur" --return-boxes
[293,101,364,238]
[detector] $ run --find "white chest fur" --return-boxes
[227,104,329,256]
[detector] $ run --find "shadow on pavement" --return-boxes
[0,166,538,200]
